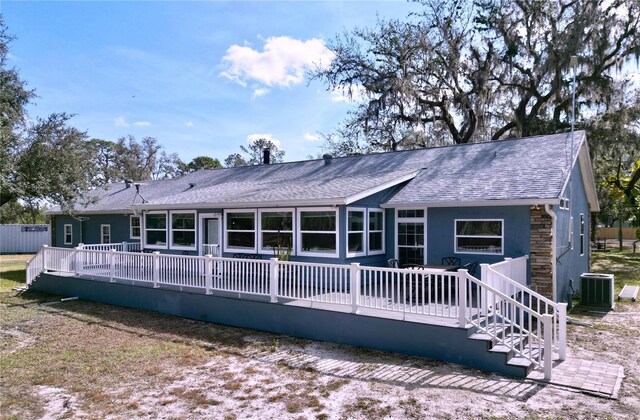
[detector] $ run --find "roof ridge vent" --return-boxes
[323,153,333,165]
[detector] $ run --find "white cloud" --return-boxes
[304,132,322,142]
[247,133,281,149]
[186,121,195,128]
[252,88,270,98]
[114,116,129,127]
[134,121,151,127]
[220,36,334,91]
[330,85,367,103]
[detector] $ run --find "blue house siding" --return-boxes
[54,213,134,248]
[554,163,591,303]
[426,206,531,278]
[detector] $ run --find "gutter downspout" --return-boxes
[544,204,557,302]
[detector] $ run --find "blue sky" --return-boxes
[3,1,420,163]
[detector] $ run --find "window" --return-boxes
[580,214,585,256]
[171,211,196,249]
[100,224,111,244]
[368,209,385,254]
[559,198,570,210]
[145,212,167,248]
[259,210,293,253]
[64,224,72,245]
[226,211,256,251]
[130,215,141,239]
[347,209,366,256]
[455,219,503,255]
[298,209,338,257]
[397,209,425,266]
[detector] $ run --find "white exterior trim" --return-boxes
[169,210,197,251]
[344,172,419,205]
[258,208,296,256]
[100,224,111,244]
[382,199,559,209]
[544,204,558,302]
[395,208,427,265]
[143,210,168,250]
[367,208,385,256]
[63,224,73,245]
[130,215,141,239]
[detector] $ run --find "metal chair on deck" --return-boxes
[387,258,399,268]
[442,256,461,266]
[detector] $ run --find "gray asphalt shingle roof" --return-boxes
[47,131,586,214]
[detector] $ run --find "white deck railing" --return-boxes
[78,242,141,252]
[25,247,565,379]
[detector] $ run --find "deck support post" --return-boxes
[42,245,48,272]
[205,254,213,295]
[350,263,361,314]
[109,249,116,282]
[557,302,567,361]
[74,245,84,275]
[152,251,160,288]
[269,258,279,303]
[479,264,490,315]
[122,242,128,252]
[457,269,468,327]
[542,313,553,380]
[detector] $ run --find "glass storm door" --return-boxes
[202,217,220,256]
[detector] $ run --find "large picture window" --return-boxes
[397,209,425,266]
[226,211,256,251]
[455,219,503,255]
[171,211,196,248]
[368,209,384,254]
[130,215,141,239]
[145,212,167,247]
[298,209,338,256]
[260,210,293,253]
[347,209,365,256]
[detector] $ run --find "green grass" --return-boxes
[591,250,640,291]
[0,254,32,292]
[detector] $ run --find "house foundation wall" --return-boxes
[530,206,553,300]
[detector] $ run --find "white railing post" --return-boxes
[122,242,128,253]
[205,254,213,295]
[350,263,361,314]
[542,313,553,380]
[269,258,279,303]
[479,263,489,314]
[457,269,468,327]
[109,249,116,282]
[152,251,160,288]
[557,302,567,361]
[74,245,83,275]
[42,245,48,271]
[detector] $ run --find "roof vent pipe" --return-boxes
[189,182,196,189]
[124,179,133,188]
[263,148,270,165]
[323,153,333,165]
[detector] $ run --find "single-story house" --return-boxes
[46,131,598,303]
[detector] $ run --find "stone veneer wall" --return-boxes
[530,206,554,300]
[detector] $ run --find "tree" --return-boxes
[224,153,248,168]
[87,138,121,183]
[113,135,182,180]
[179,156,222,173]
[313,0,640,150]
[225,138,285,166]
[13,113,98,220]
[0,16,36,207]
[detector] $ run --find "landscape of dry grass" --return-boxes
[1,251,639,419]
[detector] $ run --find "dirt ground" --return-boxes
[1,288,639,420]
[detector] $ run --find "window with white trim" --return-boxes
[368,209,385,254]
[145,211,167,247]
[64,224,73,245]
[455,219,503,255]
[259,210,293,253]
[171,211,196,249]
[298,208,338,257]
[100,224,111,244]
[130,215,141,239]
[580,214,585,256]
[347,209,366,257]
[225,210,256,252]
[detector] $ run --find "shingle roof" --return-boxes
[47,131,588,214]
